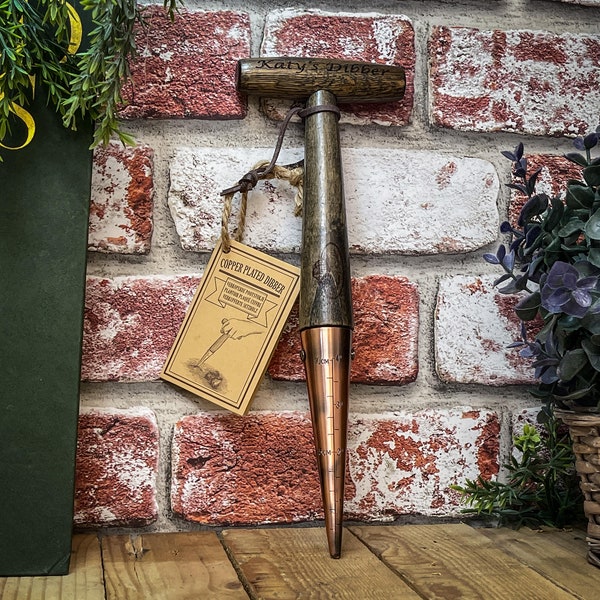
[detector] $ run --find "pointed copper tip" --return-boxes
[327,527,342,559]
[301,327,352,561]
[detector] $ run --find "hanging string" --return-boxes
[219,102,341,253]
[219,159,304,253]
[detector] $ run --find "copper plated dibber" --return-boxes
[298,89,353,558]
[236,58,406,557]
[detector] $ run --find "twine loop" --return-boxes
[219,102,340,252]
[219,160,305,253]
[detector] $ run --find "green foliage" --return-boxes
[451,411,583,528]
[0,0,179,156]
[485,130,600,410]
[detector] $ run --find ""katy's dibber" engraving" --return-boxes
[254,58,390,77]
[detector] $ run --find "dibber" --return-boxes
[236,57,406,558]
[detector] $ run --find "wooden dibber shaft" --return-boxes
[300,89,352,331]
[237,58,405,558]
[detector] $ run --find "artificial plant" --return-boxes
[485,129,600,413]
[0,0,178,154]
[452,415,582,527]
[454,130,600,528]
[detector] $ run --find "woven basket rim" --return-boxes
[555,409,600,427]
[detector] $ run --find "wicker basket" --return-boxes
[555,410,600,567]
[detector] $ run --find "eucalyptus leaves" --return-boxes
[0,0,178,156]
[486,129,600,410]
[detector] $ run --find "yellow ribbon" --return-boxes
[0,99,36,150]
[0,2,82,151]
[65,2,83,58]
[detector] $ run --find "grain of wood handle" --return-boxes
[237,58,406,103]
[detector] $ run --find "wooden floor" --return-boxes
[1,524,600,599]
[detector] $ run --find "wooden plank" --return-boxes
[479,526,600,600]
[349,524,577,600]
[0,534,104,600]
[222,526,421,599]
[101,531,247,600]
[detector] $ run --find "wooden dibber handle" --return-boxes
[237,58,405,104]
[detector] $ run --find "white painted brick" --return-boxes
[168,147,499,255]
[512,407,542,437]
[346,408,500,518]
[552,0,600,5]
[435,275,535,385]
[89,143,154,254]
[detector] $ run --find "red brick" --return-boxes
[89,143,154,254]
[171,409,500,525]
[268,275,419,384]
[261,10,414,125]
[74,408,159,527]
[171,412,322,524]
[430,27,600,136]
[507,154,584,225]
[120,8,250,119]
[81,275,200,381]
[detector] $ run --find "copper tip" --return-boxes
[301,326,352,560]
[328,527,343,559]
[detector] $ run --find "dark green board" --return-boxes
[0,11,93,576]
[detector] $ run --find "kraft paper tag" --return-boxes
[161,239,300,414]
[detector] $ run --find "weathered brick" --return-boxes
[511,407,541,438]
[510,407,573,468]
[171,412,321,524]
[168,147,499,254]
[120,8,250,119]
[171,409,499,524]
[89,143,154,254]
[430,27,600,136]
[81,275,199,381]
[346,409,500,518]
[168,147,303,253]
[508,154,584,225]
[435,275,535,385]
[260,9,414,125]
[268,275,419,385]
[74,407,159,527]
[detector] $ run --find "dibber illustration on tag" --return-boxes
[198,318,262,366]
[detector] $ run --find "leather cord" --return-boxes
[219,101,341,252]
[220,102,340,197]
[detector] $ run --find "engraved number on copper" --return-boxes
[314,353,342,365]
[317,448,347,456]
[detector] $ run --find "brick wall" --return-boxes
[76,1,600,531]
